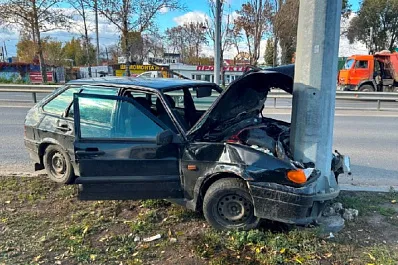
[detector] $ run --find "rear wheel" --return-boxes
[44,145,75,184]
[359,84,375,92]
[203,178,260,230]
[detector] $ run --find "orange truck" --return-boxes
[338,51,398,92]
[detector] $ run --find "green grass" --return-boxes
[336,190,398,216]
[1,176,398,265]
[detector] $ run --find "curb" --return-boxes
[339,184,398,193]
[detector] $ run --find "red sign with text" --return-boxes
[196,66,246,72]
[29,72,53,83]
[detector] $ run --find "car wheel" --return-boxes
[44,145,75,184]
[359,84,374,92]
[203,178,260,230]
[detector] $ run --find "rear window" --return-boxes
[43,87,81,115]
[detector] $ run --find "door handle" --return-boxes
[56,124,71,131]
[76,148,105,156]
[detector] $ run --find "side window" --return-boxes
[118,101,163,138]
[43,87,80,115]
[355,60,368,69]
[77,96,163,139]
[67,87,118,117]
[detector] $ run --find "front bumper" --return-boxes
[249,181,340,225]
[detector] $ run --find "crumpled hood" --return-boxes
[187,69,293,140]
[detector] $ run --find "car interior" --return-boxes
[123,86,217,133]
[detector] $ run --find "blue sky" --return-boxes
[1,0,361,58]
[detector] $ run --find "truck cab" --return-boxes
[338,52,398,92]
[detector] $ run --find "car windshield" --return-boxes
[164,87,220,111]
[344,59,354,69]
[162,86,221,131]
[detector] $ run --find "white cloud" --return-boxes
[173,11,209,25]
[159,6,169,14]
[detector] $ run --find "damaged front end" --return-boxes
[228,117,351,225]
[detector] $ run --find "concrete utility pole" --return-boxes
[94,0,100,66]
[214,0,221,85]
[290,0,342,193]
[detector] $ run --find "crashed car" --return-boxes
[24,71,350,230]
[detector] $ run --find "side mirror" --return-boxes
[195,86,212,98]
[156,130,173,146]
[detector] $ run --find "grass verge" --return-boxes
[0,176,397,265]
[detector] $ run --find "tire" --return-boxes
[43,145,75,184]
[359,84,375,92]
[203,178,260,231]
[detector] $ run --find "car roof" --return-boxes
[67,77,217,92]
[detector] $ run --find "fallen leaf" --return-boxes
[367,253,376,261]
[280,248,286,254]
[132,252,139,257]
[5,201,11,204]
[90,254,97,261]
[324,253,333,258]
[82,225,89,236]
[33,255,41,262]
[391,200,397,204]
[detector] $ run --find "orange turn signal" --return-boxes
[287,170,307,184]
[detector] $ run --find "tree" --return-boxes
[96,0,183,76]
[184,22,208,63]
[165,23,208,64]
[234,0,273,65]
[347,0,398,52]
[44,40,65,66]
[17,38,37,63]
[121,32,144,63]
[68,0,94,76]
[63,38,95,67]
[264,38,274,66]
[272,0,351,65]
[17,37,67,66]
[0,0,69,83]
[273,0,298,64]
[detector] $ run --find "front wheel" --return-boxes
[203,178,260,230]
[359,84,375,92]
[43,145,75,184]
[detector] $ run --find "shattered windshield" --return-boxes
[344,59,354,69]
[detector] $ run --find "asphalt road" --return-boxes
[0,104,397,188]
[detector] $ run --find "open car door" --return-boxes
[73,93,183,200]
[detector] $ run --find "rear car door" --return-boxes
[73,93,183,200]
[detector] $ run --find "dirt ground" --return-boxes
[0,176,397,265]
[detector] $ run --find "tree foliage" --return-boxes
[234,0,272,65]
[347,0,398,52]
[165,22,208,64]
[264,38,274,66]
[17,37,95,67]
[272,0,351,65]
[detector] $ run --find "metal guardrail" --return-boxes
[0,84,397,110]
